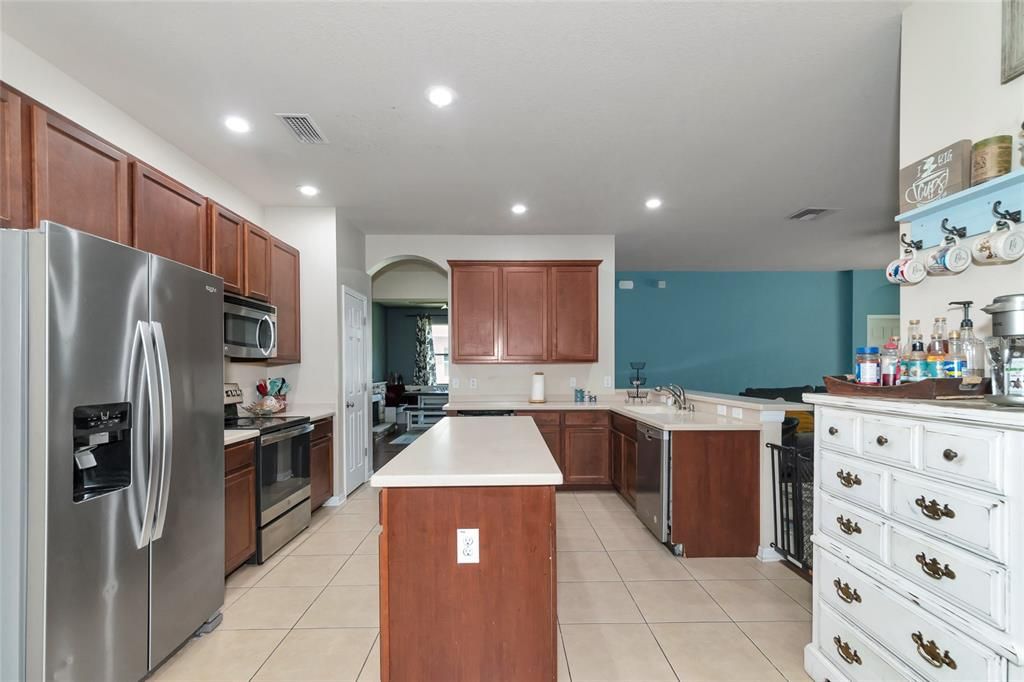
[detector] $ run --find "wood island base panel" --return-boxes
[378,485,557,682]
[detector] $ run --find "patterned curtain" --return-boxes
[413,314,436,386]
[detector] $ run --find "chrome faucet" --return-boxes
[654,384,693,412]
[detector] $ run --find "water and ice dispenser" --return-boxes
[72,403,132,502]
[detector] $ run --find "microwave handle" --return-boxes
[257,314,276,357]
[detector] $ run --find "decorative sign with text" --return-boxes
[899,139,973,214]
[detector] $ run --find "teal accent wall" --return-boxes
[851,269,901,353]
[377,307,448,383]
[615,270,897,395]
[371,302,387,382]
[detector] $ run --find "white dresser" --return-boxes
[804,394,1024,682]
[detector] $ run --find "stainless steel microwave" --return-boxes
[224,294,277,359]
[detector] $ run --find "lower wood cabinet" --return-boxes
[538,427,563,472]
[610,414,638,506]
[310,417,334,510]
[563,426,611,485]
[225,439,257,575]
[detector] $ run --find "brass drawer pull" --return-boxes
[828,426,839,436]
[911,631,957,670]
[915,553,956,581]
[876,435,888,446]
[833,636,862,665]
[836,470,862,488]
[915,496,956,521]
[836,515,862,536]
[942,448,959,462]
[832,578,862,604]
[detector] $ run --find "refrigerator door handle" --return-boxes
[129,321,161,549]
[151,321,174,541]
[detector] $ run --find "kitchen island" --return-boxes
[371,416,563,681]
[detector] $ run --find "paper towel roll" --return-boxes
[530,372,546,403]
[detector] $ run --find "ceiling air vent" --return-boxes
[275,113,329,144]
[787,207,835,221]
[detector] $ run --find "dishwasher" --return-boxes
[635,423,680,553]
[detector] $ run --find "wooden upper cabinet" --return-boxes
[30,105,130,243]
[550,265,599,362]
[243,223,272,301]
[501,265,549,362]
[449,263,501,362]
[269,238,301,364]
[209,202,245,294]
[131,161,207,270]
[0,85,27,228]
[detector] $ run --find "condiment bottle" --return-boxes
[944,331,966,378]
[950,300,987,378]
[927,334,947,378]
[934,317,949,353]
[906,335,928,382]
[855,346,881,385]
[880,337,901,386]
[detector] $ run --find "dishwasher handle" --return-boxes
[636,423,669,441]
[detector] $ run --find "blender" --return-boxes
[982,294,1024,406]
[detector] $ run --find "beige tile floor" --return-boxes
[153,488,812,681]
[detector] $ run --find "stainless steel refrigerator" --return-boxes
[0,222,225,681]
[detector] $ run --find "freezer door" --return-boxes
[148,256,225,668]
[43,223,153,682]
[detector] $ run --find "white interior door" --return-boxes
[343,288,369,494]
[867,315,900,348]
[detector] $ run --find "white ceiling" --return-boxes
[2,1,904,270]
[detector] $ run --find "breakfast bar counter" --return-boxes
[371,416,562,681]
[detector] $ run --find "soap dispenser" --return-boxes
[950,300,988,378]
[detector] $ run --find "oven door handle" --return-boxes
[261,423,314,446]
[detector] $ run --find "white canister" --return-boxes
[530,372,546,403]
[972,220,1024,264]
[926,237,971,274]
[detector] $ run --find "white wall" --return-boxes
[366,234,616,400]
[899,2,1024,335]
[0,34,263,222]
[372,261,448,302]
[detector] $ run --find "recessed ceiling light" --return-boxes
[224,115,251,134]
[645,197,663,210]
[297,185,320,197]
[427,85,456,108]
[511,203,528,215]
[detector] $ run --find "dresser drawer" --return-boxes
[889,525,1006,630]
[920,424,1003,493]
[818,549,1001,682]
[860,416,917,466]
[820,494,885,562]
[821,452,885,511]
[891,472,1006,562]
[516,410,562,427]
[817,603,916,682]
[820,408,859,452]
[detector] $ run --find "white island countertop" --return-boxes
[442,400,760,431]
[371,416,564,488]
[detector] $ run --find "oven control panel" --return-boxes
[224,382,244,405]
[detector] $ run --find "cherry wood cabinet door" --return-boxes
[243,223,272,301]
[224,464,257,574]
[310,436,333,511]
[131,161,207,270]
[563,426,611,485]
[539,426,563,474]
[501,265,549,362]
[450,263,500,362]
[550,265,599,362]
[269,238,301,364]
[0,85,26,228]
[30,105,130,243]
[209,202,245,294]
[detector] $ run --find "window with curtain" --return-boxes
[432,323,449,384]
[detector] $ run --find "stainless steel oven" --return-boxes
[224,293,277,359]
[256,421,313,562]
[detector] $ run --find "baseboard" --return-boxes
[757,545,782,562]
[323,496,343,507]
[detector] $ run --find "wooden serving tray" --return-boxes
[823,375,991,399]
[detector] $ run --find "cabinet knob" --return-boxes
[828,426,839,436]
[876,435,888,446]
[942,448,959,462]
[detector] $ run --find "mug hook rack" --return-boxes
[940,218,967,239]
[900,234,923,251]
[992,200,1021,223]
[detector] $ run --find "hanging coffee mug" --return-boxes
[886,249,927,284]
[972,220,1024,264]
[926,236,971,274]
